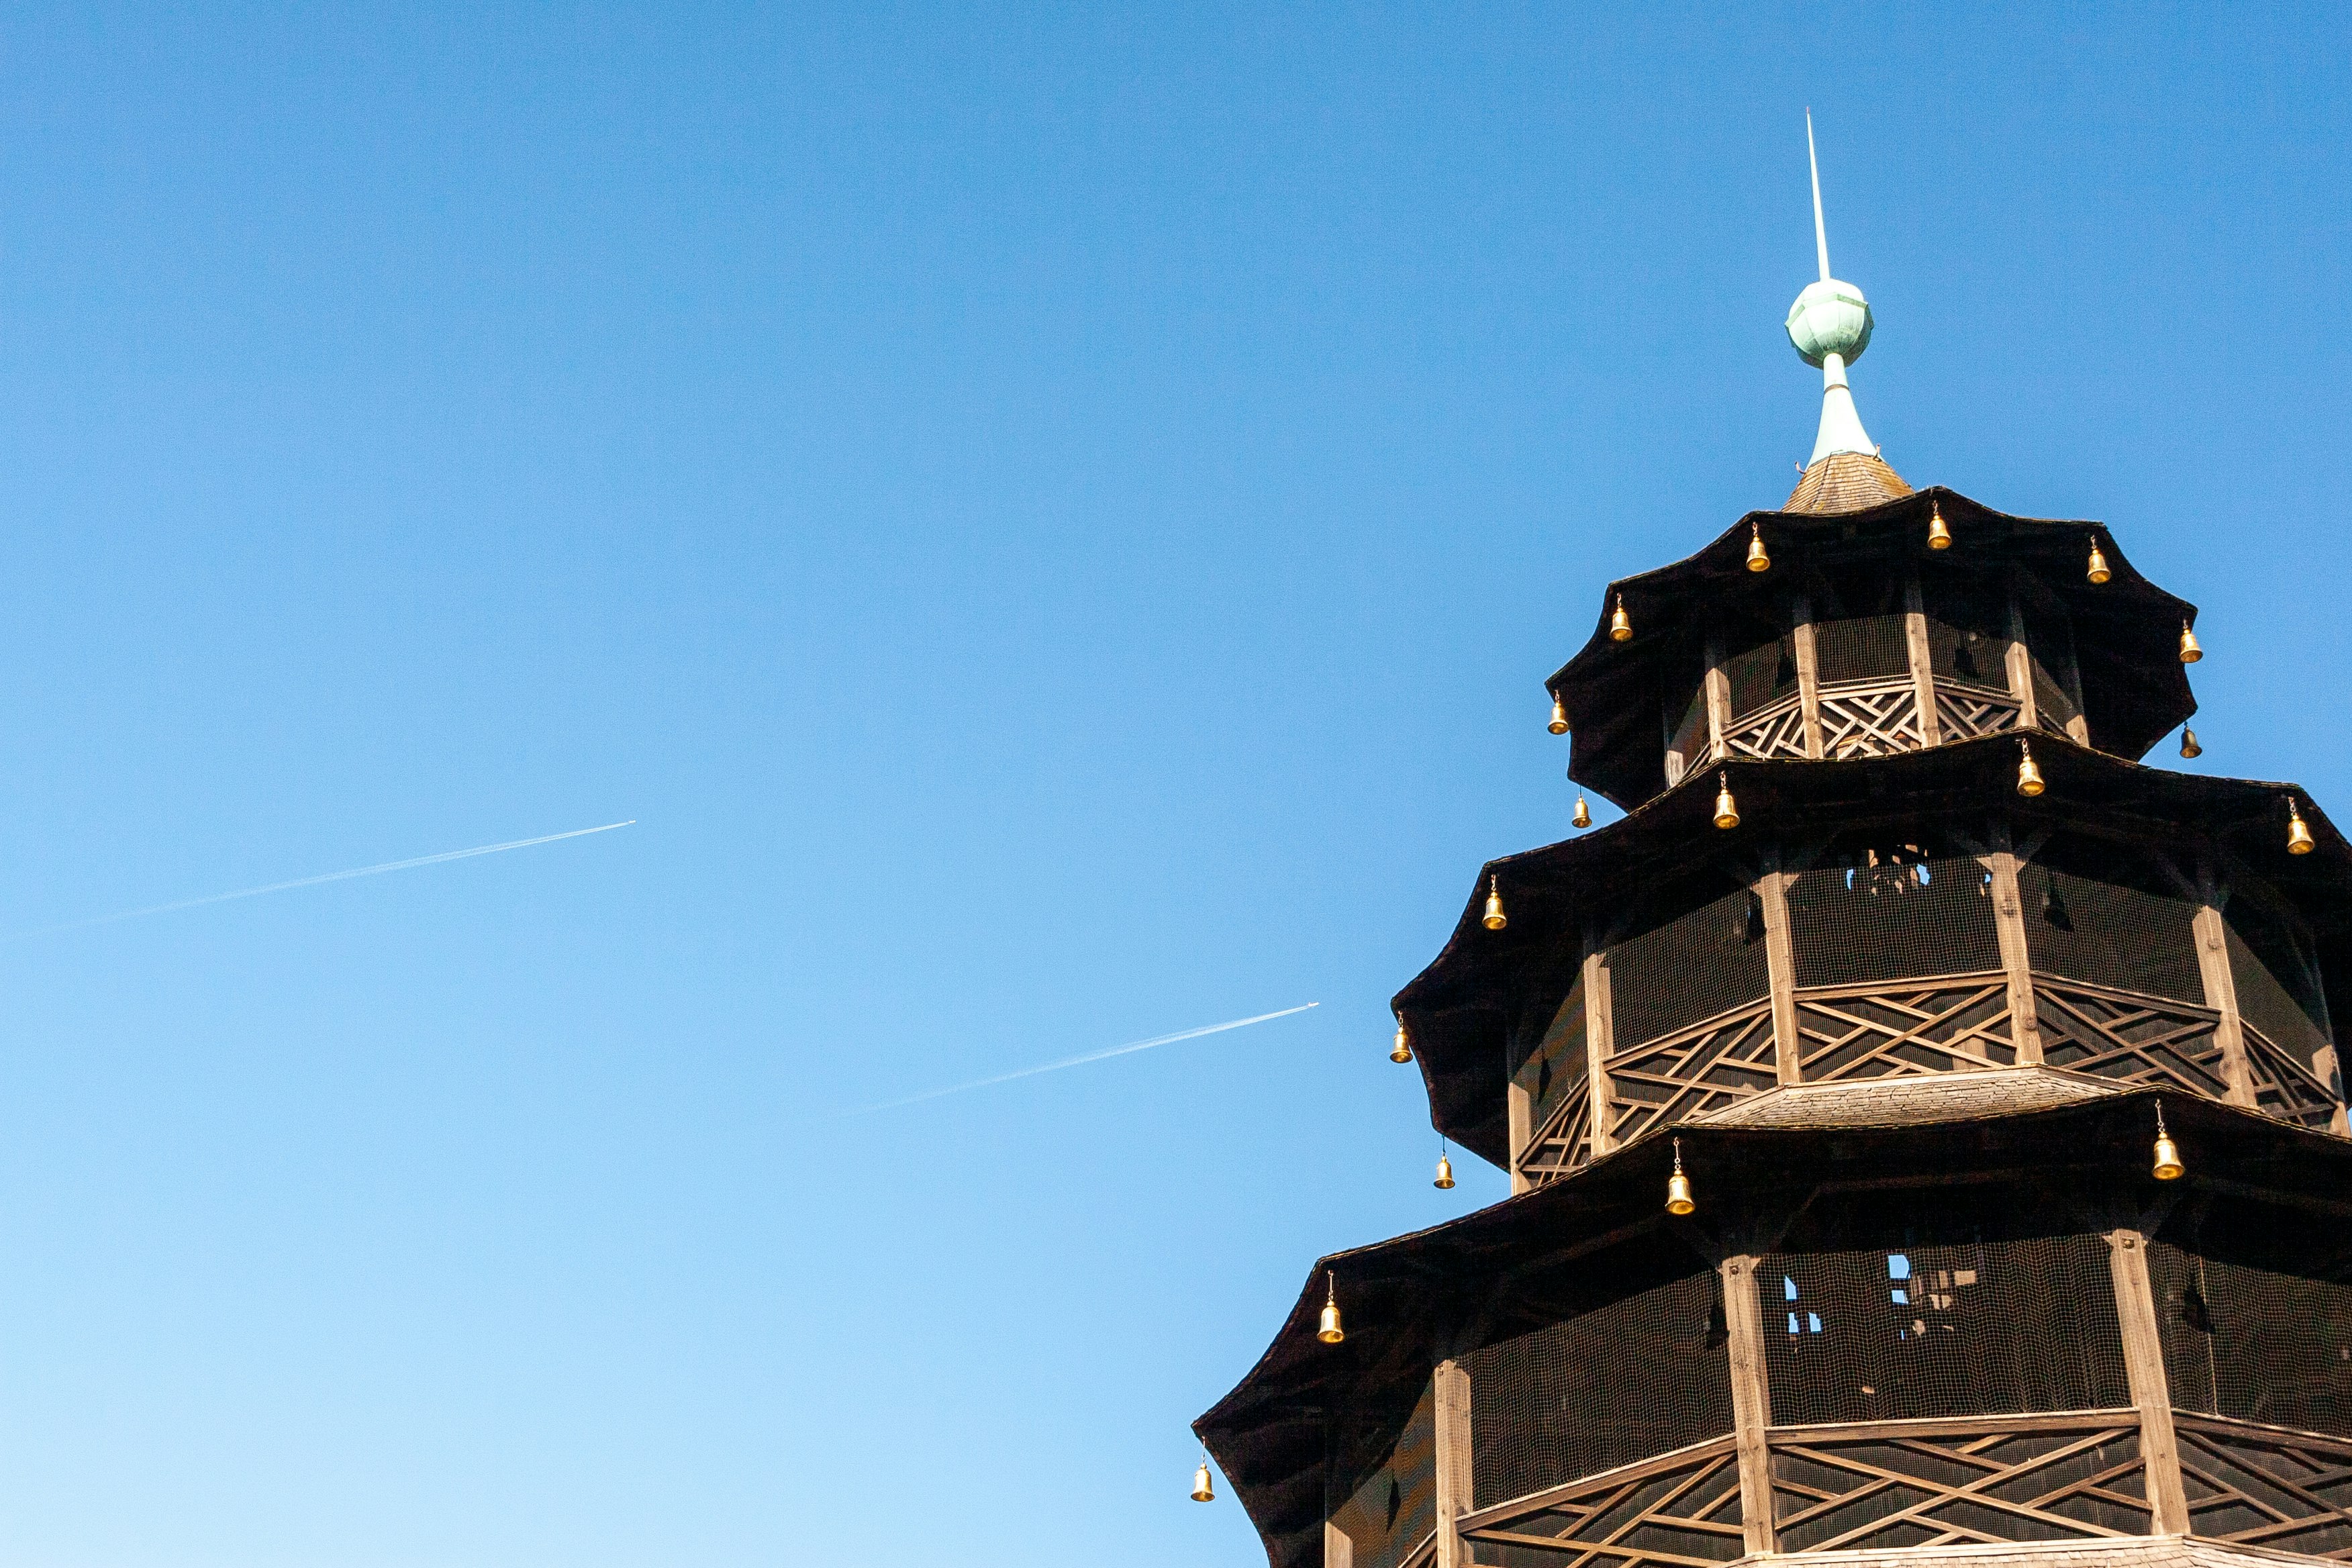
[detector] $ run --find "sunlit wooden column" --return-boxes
[1792,595,1824,758]
[1756,864,1804,1084]
[1704,638,1732,763]
[1985,836,2045,1065]
[2107,1229,2191,1534]
[1324,1520,1353,1568]
[1904,575,1943,746]
[1434,1361,1473,1568]
[2191,871,2256,1108]
[1506,1082,1532,1197]
[1720,1255,1779,1555]
[2004,587,2042,732]
[1583,944,1617,1159]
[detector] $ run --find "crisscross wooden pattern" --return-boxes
[1606,1000,1777,1145]
[2177,1414,2352,1558]
[1932,683,2023,742]
[1459,1436,1745,1568]
[1768,1414,2150,1551]
[2030,977,2233,1099]
[1793,972,2016,1081]
[1725,695,1810,763]
[1519,1069,1596,1186]
[2239,1023,2343,1132]
[1818,679,1925,759]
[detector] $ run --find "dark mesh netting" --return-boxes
[1814,614,1912,687]
[2019,593,2081,726]
[1328,1379,1436,1568]
[1722,634,1800,722]
[2224,901,2334,1066]
[2150,1240,2352,1440]
[1668,687,1708,773]
[1516,975,1588,1134]
[1786,854,2002,987]
[2018,866,2206,1003]
[1760,1236,2130,1426]
[1465,1269,1732,1507]
[1605,887,1771,1049]
[1923,577,2016,690]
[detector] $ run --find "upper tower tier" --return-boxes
[1549,487,2201,810]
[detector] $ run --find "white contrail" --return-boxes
[852,1002,1320,1114]
[7,820,637,939]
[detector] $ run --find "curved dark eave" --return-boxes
[1192,1095,2352,1568]
[1549,487,2200,810]
[1393,734,2352,1169]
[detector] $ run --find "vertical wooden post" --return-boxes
[2192,876,2255,1108]
[1720,1255,1779,1555]
[1506,1082,1533,1197]
[1792,596,1825,759]
[2108,1228,2190,1535]
[1986,840,2045,1065]
[2004,587,2041,732]
[1904,575,1943,746]
[1756,865,1804,1085]
[1704,638,1732,763]
[1583,947,1616,1159]
[1434,1361,1473,1568]
[1324,1520,1353,1568]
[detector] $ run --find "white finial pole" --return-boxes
[1806,109,1830,283]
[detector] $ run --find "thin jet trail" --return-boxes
[6,820,637,940]
[851,1002,1319,1114]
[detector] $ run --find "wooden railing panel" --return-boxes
[2239,1021,2344,1133]
[1794,973,2016,1081]
[2030,977,2233,1099]
[1605,1000,1777,1145]
[2176,1414,2352,1559]
[1458,1436,1745,1568]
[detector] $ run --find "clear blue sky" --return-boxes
[0,5,2343,1565]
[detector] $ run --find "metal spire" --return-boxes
[1806,109,1830,283]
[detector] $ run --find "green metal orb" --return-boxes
[1786,278,1873,368]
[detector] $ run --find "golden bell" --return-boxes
[1191,1461,1215,1503]
[1610,595,1632,642]
[2152,1104,2184,1181]
[2288,800,2316,855]
[2179,727,2202,759]
[1572,792,1591,830]
[1389,1022,1413,1064]
[1482,875,1506,930]
[1712,773,1739,830]
[1433,1149,1456,1190]
[1745,525,1770,573]
[1927,501,1952,550]
[1665,1136,1695,1216]
[1317,1274,1344,1344]
[1547,695,1569,735]
[2180,622,2203,664]
[2087,538,2112,585]
[2016,740,2045,798]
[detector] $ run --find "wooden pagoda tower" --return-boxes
[1195,128,2352,1568]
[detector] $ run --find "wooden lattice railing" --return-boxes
[1604,999,1777,1146]
[2241,1024,2343,1133]
[1517,1068,1595,1184]
[1795,971,2017,1080]
[1457,1434,1745,1567]
[1724,693,1810,763]
[2175,1414,2352,1559]
[1767,1412,2151,1551]
[2030,977,2235,1099]
[1818,677,1925,758]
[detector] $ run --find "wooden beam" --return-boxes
[1584,948,1617,1159]
[1904,576,1943,747]
[1704,638,1731,764]
[1720,1255,1778,1555]
[2004,585,2041,732]
[1434,1361,1472,1568]
[2107,1228,2191,1534]
[1324,1519,1353,1568]
[1506,1082,1533,1197]
[1756,867,1804,1085]
[1792,597,1824,759]
[1984,844,2046,1065]
[2192,880,2256,1108]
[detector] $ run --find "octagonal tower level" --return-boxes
[1195,127,2352,1568]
